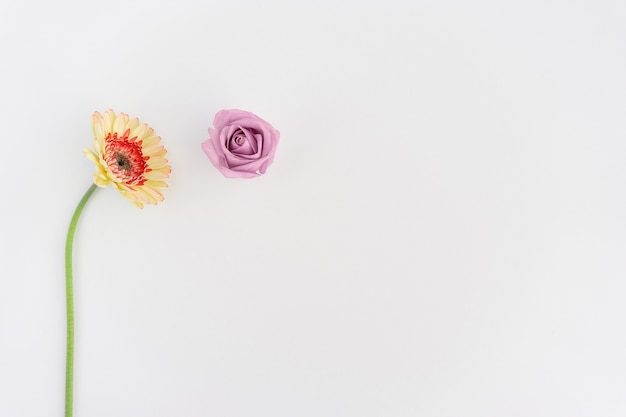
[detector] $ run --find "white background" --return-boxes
[1,0,625,416]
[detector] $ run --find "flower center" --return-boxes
[103,131,148,185]
[116,153,131,171]
[234,134,245,145]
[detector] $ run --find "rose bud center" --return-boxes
[228,128,258,156]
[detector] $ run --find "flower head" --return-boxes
[84,110,171,208]
[202,109,279,178]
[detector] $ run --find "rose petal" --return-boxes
[214,109,258,126]
[219,168,259,179]
[201,132,229,172]
[226,155,272,172]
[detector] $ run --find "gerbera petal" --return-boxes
[135,187,158,205]
[147,157,169,169]
[103,109,116,133]
[127,118,140,136]
[145,180,168,188]
[142,135,161,148]
[93,174,110,187]
[142,144,165,155]
[143,185,164,201]
[91,112,105,142]
[83,148,98,162]
[130,123,149,142]
[144,169,170,180]
[113,112,128,135]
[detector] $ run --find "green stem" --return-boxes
[65,184,98,417]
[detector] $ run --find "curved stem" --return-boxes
[65,184,98,417]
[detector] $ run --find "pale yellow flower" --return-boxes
[84,110,171,208]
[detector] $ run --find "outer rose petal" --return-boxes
[201,109,279,178]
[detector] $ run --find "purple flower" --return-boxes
[202,109,280,178]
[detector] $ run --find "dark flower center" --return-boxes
[116,153,131,172]
[103,131,148,185]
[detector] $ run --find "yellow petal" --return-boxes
[145,180,168,188]
[144,169,170,180]
[113,112,129,135]
[93,174,110,187]
[147,157,169,169]
[130,123,148,142]
[84,148,98,161]
[103,109,116,133]
[142,145,165,155]
[91,112,105,143]
[142,135,161,147]
[127,118,140,136]
[135,187,157,205]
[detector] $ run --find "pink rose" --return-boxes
[201,109,280,178]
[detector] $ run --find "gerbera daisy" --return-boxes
[84,110,171,208]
